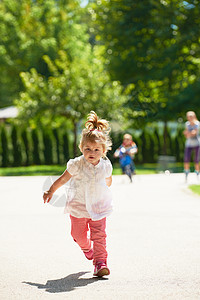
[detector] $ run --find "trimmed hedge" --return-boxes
[0,123,185,167]
[0,124,70,167]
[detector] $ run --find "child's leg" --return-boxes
[131,160,136,173]
[184,147,192,174]
[194,146,200,173]
[70,215,91,252]
[121,164,125,174]
[89,217,107,265]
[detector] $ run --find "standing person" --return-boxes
[114,133,138,182]
[183,111,200,180]
[43,111,113,277]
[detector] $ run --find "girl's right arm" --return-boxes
[43,170,72,203]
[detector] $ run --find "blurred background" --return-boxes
[0,0,199,176]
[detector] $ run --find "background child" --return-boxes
[43,111,113,277]
[114,133,138,181]
[183,111,200,180]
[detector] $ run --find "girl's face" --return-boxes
[82,141,104,166]
[187,113,195,122]
[123,137,132,146]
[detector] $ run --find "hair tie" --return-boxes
[90,128,101,132]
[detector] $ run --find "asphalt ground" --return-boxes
[0,172,200,300]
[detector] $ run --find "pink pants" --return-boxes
[70,215,107,264]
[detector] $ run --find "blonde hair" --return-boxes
[186,111,198,120]
[123,133,132,140]
[79,111,112,156]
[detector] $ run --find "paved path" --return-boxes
[1,173,200,300]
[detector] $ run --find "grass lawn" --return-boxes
[188,184,200,196]
[0,165,66,176]
[0,163,184,176]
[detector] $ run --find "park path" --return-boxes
[0,173,200,300]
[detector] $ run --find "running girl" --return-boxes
[43,111,113,277]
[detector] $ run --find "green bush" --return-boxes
[11,125,22,167]
[43,128,54,165]
[21,128,32,166]
[53,128,61,165]
[32,128,42,165]
[1,125,9,167]
[63,131,70,163]
[0,122,187,167]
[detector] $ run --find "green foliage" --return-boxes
[63,131,70,163]
[89,0,200,122]
[11,125,22,166]
[0,0,82,107]
[21,128,32,166]
[43,128,54,165]
[16,49,125,124]
[0,0,125,154]
[31,128,42,165]
[0,124,71,167]
[154,129,162,158]
[0,125,9,167]
[0,122,187,167]
[0,0,200,128]
[15,46,125,155]
[53,128,62,165]
[1,0,200,153]
[141,130,153,163]
[176,127,185,162]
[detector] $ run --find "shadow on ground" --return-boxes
[23,271,107,293]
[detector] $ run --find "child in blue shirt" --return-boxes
[114,134,138,181]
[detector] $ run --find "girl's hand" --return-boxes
[130,148,137,155]
[43,170,72,204]
[106,176,112,187]
[43,191,53,203]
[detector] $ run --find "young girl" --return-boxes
[183,111,200,180]
[43,111,113,277]
[114,133,138,182]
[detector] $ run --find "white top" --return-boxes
[64,155,113,221]
[185,120,200,147]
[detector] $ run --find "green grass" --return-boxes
[0,163,158,176]
[0,165,66,176]
[112,163,158,175]
[0,162,184,176]
[188,184,200,196]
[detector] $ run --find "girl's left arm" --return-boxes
[106,176,112,187]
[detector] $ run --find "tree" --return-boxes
[89,0,200,120]
[88,0,200,153]
[0,0,81,108]
[15,48,125,155]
